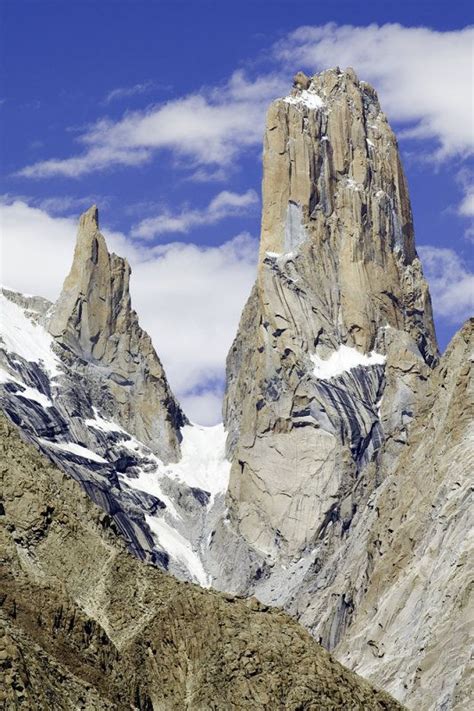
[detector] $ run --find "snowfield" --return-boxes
[311,344,386,380]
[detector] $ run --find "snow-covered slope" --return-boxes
[0,287,229,585]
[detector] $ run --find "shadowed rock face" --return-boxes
[0,413,403,711]
[0,283,226,584]
[48,205,186,463]
[222,68,439,563]
[327,318,474,711]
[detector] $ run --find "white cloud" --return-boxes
[275,23,474,158]
[0,199,257,424]
[38,195,110,215]
[418,246,474,322]
[132,189,259,239]
[459,192,474,217]
[16,25,473,180]
[103,81,157,104]
[180,390,225,428]
[131,234,257,404]
[454,169,474,239]
[452,169,474,239]
[18,71,287,179]
[0,193,109,216]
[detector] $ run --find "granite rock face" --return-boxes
[214,70,473,710]
[331,318,474,710]
[0,413,403,711]
[48,205,186,463]
[222,68,438,564]
[251,319,473,711]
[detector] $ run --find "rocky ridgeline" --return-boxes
[0,68,472,711]
[0,217,224,584]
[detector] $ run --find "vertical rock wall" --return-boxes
[48,206,186,463]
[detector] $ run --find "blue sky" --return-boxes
[1,1,473,423]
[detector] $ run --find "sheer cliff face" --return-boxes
[0,414,403,711]
[259,67,437,356]
[48,205,186,463]
[330,318,474,711]
[223,68,439,562]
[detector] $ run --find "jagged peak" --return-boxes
[78,203,99,231]
[72,203,116,276]
[284,67,380,112]
[47,205,187,462]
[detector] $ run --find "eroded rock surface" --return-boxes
[213,69,472,710]
[0,413,403,710]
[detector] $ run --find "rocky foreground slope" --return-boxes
[0,68,472,711]
[0,413,402,710]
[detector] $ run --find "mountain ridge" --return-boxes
[0,68,472,710]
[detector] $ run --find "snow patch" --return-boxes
[163,423,230,499]
[0,292,61,377]
[146,514,209,587]
[121,460,179,518]
[311,345,386,380]
[41,439,108,464]
[85,408,124,433]
[87,411,230,499]
[283,90,324,111]
[0,367,53,408]
[14,384,52,408]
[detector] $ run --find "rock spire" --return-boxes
[222,68,439,561]
[48,205,186,462]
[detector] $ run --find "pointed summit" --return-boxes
[79,203,99,230]
[48,206,186,462]
[49,204,130,361]
[222,69,439,562]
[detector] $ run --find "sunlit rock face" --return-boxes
[48,205,186,464]
[215,69,473,711]
[222,68,438,564]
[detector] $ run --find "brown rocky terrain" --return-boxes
[0,413,403,710]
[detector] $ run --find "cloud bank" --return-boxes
[19,71,286,179]
[132,189,259,239]
[17,25,473,181]
[419,245,474,323]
